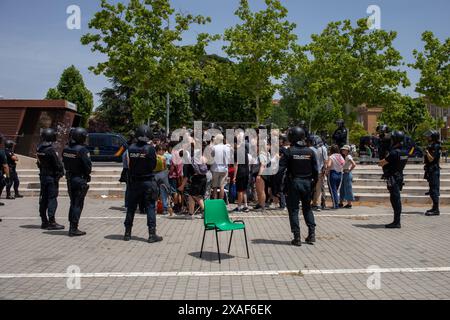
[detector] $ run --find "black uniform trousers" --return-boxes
[39,175,59,220]
[125,180,158,230]
[387,175,403,224]
[0,174,5,198]
[6,167,20,196]
[67,176,89,228]
[287,177,316,236]
[427,167,440,208]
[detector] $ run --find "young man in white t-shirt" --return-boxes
[210,134,231,200]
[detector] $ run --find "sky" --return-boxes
[0,0,449,108]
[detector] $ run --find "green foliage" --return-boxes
[348,122,368,145]
[93,78,134,134]
[223,0,298,124]
[45,65,94,127]
[410,31,450,107]
[379,96,436,142]
[293,18,410,114]
[81,0,216,125]
[45,88,62,99]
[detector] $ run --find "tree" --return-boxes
[297,18,410,115]
[410,31,450,107]
[379,95,436,142]
[81,0,215,127]
[93,78,134,135]
[222,0,298,124]
[45,65,94,127]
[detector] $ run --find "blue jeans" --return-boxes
[328,170,342,209]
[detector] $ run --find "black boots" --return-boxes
[41,217,49,229]
[124,227,132,241]
[47,217,65,230]
[15,193,24,198]
[385,222,401,229]
[291,233,302,246]
[69,224,86,237]
[425,205,440,216]
[305,228,316,245]
[148,228,163,243]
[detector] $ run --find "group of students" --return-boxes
[119,127,358,217]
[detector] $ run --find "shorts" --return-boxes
[169,178,179,194]
[188,175,207,197]
[236,175,249,192]
[211,171,228,189]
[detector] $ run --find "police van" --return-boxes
[87,133,127,162]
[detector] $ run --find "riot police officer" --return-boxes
[0,134,10,207]
[5,140,23,199]
[423,130,441,216]
[284,127,318,246]
[378,131,409,229]
[298,120,310,139]
[63,127,92,237]
[124,125,162,243]
[376,124,391,161]
[332,119,348,148]
[36,129,65,229]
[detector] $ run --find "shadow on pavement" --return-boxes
[251,238,292,246]
[104,234,148,243]
[42,231,69,236]
[20,225,43,229]
[109,206,126,212]
[189,251,234,262]
[353,224,386,229]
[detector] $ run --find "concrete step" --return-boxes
[5,188,125,198]
[16,169,123,176]
[352,178,450,187]
[17,175,121,183]
[19,182,125,189]
[352,186,450,196]
[354,193,450,205]
[352,173,450,180]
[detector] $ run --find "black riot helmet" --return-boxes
[424,129,440,143]
[135,124,153,143]
[71,127,88,145]
[288,127,306,144]
[5,140,15,149]
[306,134,318,147]
[41,128,57,143]
[391,130,405,146]
[336,119,345,127]
[299,120,306,128]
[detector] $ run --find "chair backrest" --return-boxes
[204,199,230,227]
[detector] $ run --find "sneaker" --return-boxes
[6,195,15,200]
[425,210,440,216]
[233,207,242,212]
[344,204,353,209]
[242,207,250,213]
[312,206,321,212]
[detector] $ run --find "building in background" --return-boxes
[357,105,383,134]
[427,103,449,140]
[0,99,80,158]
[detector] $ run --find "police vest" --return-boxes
[384,148,409,177]
[425,143,441,168]
[63,144,90,177]
[287,145,315,179]
[128,143,156,178]
[37,144,59,176]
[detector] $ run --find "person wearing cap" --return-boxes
[339,145,356,209]
[423,130,441,216]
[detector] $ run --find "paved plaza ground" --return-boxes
[0,198,449,300]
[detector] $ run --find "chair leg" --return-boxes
[243,228,249,259]
[200,229,206,258]
[215,228,221,264]
[227,230,234,254]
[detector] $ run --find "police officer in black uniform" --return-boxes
[63,127,92,237]
[283,127,319,246]
[378,131,409,229]
[124,125,162,243]
[0,134,11,208]
[5,140,23,199]
[298,120,310,139]
[36,128,65,230]
[376,124,391,161]
[332,119,348,148]
[423,130,441,216]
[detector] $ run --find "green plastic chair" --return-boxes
[200,199,249,263]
